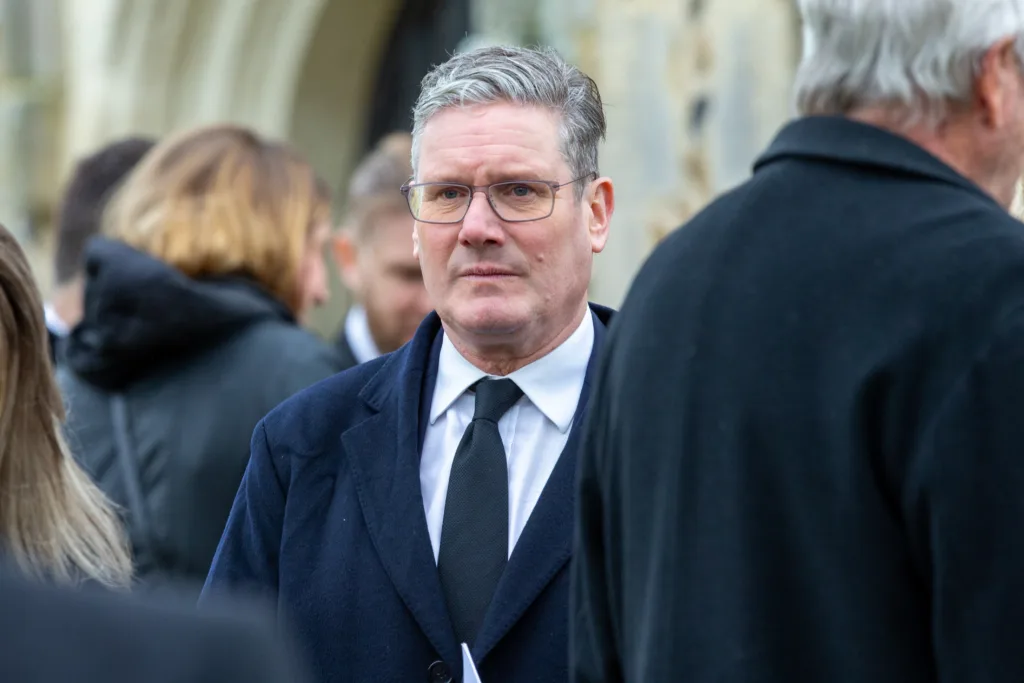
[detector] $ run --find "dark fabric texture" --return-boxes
[0,569,304,683]
[201,305,613,683]
[46,324,62,366]
[572,115,1024,683]
[438,378,524,645]
[59,238,342,593]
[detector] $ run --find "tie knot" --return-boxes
[471,378,523,423]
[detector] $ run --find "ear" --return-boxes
[976,36,1021,129]
[586,176,614,254]
[412,223,422,260]
[332,231,362,293]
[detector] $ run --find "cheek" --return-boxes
[307,253,326,286]
[416,231,456,280]
[522,227,587,274]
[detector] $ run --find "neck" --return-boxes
[847,107,1016,208]
[446,302,589,376]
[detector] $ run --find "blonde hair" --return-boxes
[0,225,132,587]
[344,132,413,243]
[104,124,331,313]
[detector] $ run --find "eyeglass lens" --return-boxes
[407,181,555,223]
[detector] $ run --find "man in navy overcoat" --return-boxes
[202,44,616,683]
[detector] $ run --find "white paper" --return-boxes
[461,642,483,683]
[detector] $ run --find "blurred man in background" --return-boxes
[46,137,155,360]
[573,0,1024,681]
[332,132,431,368]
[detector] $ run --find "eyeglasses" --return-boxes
[400,173,596,224]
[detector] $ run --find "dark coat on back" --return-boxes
[0,569,303,683]
[572,116,1024,683]
[58,238,341,593]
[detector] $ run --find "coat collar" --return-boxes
[754,115,1001,208]
[342,305,613,671]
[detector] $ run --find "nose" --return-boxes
[458,189,506,248]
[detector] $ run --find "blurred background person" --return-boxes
[331,132,431,368]
[0,222,131,589]
[58,124,342,594]
[45,136,156,363]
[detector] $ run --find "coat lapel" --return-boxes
[340,314,460,666]
[472,305,612,662]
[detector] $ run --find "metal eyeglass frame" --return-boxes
[400,172,597,224]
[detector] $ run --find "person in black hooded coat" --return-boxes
[58,125,343,594]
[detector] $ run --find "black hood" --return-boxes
[65,238,294,391]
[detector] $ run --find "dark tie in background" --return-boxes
[438,378,523,645]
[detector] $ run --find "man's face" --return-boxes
[412,102,612,355]
[334,209,431,353]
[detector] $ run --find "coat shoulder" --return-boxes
[259,351,395,458]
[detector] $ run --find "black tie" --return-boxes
[437,377,523,645]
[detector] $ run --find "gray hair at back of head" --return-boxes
[343,132,414,241]
[411,45,605,200]
[348,132,413,202]
[794,0,1024,126]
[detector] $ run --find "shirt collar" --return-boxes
[429,309,595,433]
[344,305,383,364]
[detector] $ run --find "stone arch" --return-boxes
[288,0,403,206]
[60,0,330,174]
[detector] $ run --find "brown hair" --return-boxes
[103,124,331,313]
[0,225,132,587]
[53,136,155,285]
[343,132,413,243]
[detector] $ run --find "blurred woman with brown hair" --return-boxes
[58,125,342,592]
[0,224,131,588]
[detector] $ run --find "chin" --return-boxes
[449,298,531,337]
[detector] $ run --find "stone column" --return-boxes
[0,0,61,284]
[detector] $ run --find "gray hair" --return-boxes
[794,0,1024,125]
[347,132,413,202]
[343,132,413,242]
[411,45,605,200]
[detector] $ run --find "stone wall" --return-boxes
[469,0,800,306]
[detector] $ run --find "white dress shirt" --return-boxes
[344,305,382,364]
[420,310,595,562]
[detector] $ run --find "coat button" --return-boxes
[427,660,452,683]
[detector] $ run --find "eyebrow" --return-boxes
[416,170,556,185]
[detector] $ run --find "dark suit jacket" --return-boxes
[572,115,1024,682]
[0,571,301,682]
[204,305,613,683]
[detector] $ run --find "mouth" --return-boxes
[459,266,519,279]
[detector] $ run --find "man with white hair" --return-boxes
[203,45,614,683]
[572,1,1024,681]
